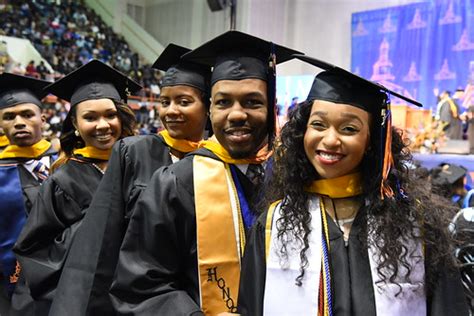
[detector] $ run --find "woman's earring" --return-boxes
[74,130,80,137]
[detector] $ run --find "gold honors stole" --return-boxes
[194,139,270,314]
[73,146,112,161]
[159,130,200,153]
[193,156,243,314]
[0,139,51,159]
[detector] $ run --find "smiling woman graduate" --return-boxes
[237,55,469,316]
[11,60,140,314]
[47,44,213,316]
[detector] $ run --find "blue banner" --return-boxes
[352,0,474,111]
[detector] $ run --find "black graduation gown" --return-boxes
[110,148,257,316]
[238,208,470,316]
[12,158,103,314]
[0,147,57,316]
[439,99,462,140]
[48,135,174,316]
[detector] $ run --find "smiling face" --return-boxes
[304,100,371,179]
[0,103,45,146]
[157,85,208,142]
[210,79,268,159]
[73,98,122,150]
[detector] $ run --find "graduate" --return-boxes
[110,31,300,315]
[237,55,469,315]
[12,60,140,315]
[0,73,56,314]
[48,44,212,316]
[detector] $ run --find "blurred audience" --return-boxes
[0,0,161,92]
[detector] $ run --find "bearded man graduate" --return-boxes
[0,73,56,314]
[110,31,300,315]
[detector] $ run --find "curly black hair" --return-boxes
[266,100,458,292]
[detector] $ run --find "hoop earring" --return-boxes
[74,130,80,137]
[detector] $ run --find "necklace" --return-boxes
[91,162,105,175]
[328,198,359,245]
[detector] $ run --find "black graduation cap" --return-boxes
[45,59,142,107]
[152,43,211,93]
[0,73,50,110]
[181,31,301,86]
[294,54,422,109]
[435,163,467,185]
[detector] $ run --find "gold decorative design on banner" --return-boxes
[9,260,21,284]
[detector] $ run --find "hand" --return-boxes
[217,313,240,316]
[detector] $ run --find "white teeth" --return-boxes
[319,152,341,161]
[96,135,111,141]
[230,130,249,136]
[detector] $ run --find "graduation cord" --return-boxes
[319,198,334,316]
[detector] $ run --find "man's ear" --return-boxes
[40,113,46,127]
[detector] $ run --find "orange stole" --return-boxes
[193,155,241,314]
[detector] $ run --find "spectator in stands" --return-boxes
[36,61,48,79]
[11,62,25,75]
[25,60,37,77]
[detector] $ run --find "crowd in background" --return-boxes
[0,0,161,93]
[0,0,165,136]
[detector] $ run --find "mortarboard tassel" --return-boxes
[380,105,395,200]
[268,43,277,147]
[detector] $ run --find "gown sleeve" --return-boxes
[110,165,203,316]
[237,212,267,316]
[49,136,172,316]
[428,263,470,315]
[14,176,83,302]
[49,144,127,316]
